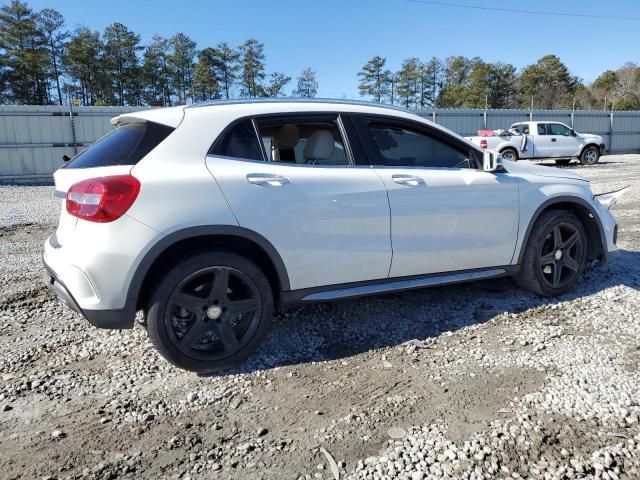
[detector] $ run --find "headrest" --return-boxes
[274,124,299,149]
[303,130,335,160]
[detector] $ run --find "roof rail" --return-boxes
[185,97,414,114]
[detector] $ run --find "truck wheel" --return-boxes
[145,251,273,373]
[580,146,600,165]
[500,148,518,162]
[514,210,587,297]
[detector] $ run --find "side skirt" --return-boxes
[279,265,519,307]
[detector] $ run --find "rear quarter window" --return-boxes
[65,121,174,169]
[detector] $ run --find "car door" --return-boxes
[547,122,579,157]
[533,123,553,157]
[206,114,392,291]
[352,115,519,278]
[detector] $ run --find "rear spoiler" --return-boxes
[111,106,185,128]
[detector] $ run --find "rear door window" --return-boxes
[255,115,349,166]
[210,119,264,161]
[548,123,571,136]
[66,121,174,169]
[537,124,548,135]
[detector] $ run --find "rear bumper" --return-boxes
[43,258,135,329]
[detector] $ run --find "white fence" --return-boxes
[0,105,638,183]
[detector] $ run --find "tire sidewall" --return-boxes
[501,148,518,162]
[146,252,273,373]
[516,210,588,296]
[581,146,600,165]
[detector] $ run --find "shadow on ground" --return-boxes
[201,249,640,377]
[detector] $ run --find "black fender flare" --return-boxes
[126,225,291,305]
[516,195,607,264]
[578,143,601,159]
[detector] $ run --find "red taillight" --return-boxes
[480,139,488,149]
[66,175,140,223]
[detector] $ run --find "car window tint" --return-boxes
[366,123,469,168]
[548,123,571,136]
[66,121,174,169]
[537,124,547,135]
[256,117,348,166]
[212,119,264,161]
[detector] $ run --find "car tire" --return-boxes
[500,148,518,162]
[580,146,600,165]
[145,251,273,373]
[514,210,587,297]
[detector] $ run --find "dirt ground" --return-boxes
[0,155,639,480]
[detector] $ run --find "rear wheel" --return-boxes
[580,146,600,165]
[500,148,518,162]
[146,252,273,373]
[514,210,587,296]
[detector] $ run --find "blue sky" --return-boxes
[24,0,640,98]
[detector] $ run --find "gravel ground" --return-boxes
[0,154,639,480]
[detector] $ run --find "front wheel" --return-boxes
[145,252,273,373]
[514,210,587,296]
[580,146,600,165]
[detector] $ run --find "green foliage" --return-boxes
[38,8,67,105]
[103,22,142,106]
[293,67,318,98]
[264,72,290,97]
[62,27,106,105]
[518,55,578,109]
[192,47,220,102]
[0,0,49,103]
[210,42,239,100]
[239,38,265,98]
[142,35,172,107]
[358,55,389,103]
[1,1,639,111]
[168,33,196,105]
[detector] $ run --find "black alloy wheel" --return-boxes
[146,252,273,372]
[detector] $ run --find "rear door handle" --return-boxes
[392,174,425,187]
[246,173,290,186]
[551,138,557,142]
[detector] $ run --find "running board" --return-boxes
[301,268,507,301]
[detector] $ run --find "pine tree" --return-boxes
[396,57,420,108]
[293,67,318,98]
[63,27,106,105]
[210,42,239,99]
[239,38,265,97]
[358,55,388,102]
[142,35,172,106]
[192,47,220,102]
[169,33,196,104]
[38,8,67,105]
[518,55,578,109]
[0,0,49,104]
[103,22,141,106]
[264,72,290,97]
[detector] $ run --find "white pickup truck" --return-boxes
[466,121,606,165]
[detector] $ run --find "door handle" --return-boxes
[246,173,290,186]
[392,174,425,186]
[551,138,557,142]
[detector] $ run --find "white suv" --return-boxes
[43,99,622,372]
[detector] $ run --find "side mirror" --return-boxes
[62,154,71,162]
[483,150,502,172]
[570,129,577,137]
